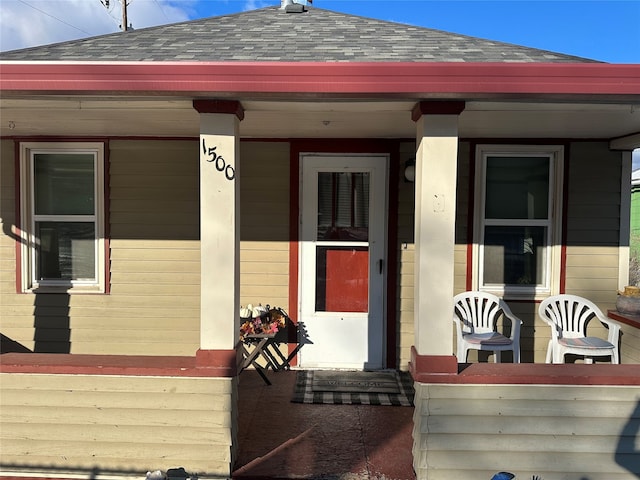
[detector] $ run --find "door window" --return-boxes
[315,172,370,312]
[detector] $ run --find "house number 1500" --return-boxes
[202,139,235,181]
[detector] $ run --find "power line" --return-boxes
[99,0,132,32]
[17,0,93,36]
[152,0,170,22]
[99,0,123,28]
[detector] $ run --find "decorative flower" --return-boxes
[239,305,289,340]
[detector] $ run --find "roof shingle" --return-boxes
[0,6,599,63]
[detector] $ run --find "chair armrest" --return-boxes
[597,314,622,345]
[500,303,523,341]
[452,314,464,337]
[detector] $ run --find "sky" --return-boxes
[0,0,639,63]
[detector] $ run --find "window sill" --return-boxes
[26,285,106,294]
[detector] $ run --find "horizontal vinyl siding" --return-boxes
[0,139,202,355]
[0,373,236,477]
[454,141,471,294]
[562,143,630,363]
[239,142,290,310]
[620,322,640,364]
[97,140,200,355]
[1,139,293,356]
[413,383,640,480]
[396,142,416,369]
[453,141,472,359]
[564,246,620,306]
[564,142,622,305]
[0,140,23,351]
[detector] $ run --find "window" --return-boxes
[473,145,563,299]
[19,142,105,293]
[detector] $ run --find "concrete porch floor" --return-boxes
[232,369,417,480]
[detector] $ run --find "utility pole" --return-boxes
[101,0,130,31]
[121,0,130,31]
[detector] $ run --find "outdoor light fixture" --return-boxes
[404,158,415,183]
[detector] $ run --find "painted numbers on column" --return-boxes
[202,138,235,180]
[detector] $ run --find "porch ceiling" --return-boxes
[1,98,639,140]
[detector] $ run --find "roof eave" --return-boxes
[1,62,639,100]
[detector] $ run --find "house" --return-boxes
[1,2,640,478]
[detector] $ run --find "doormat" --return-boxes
[291,370,414,406]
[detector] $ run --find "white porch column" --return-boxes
[193,100,244,357]
[411,101,464,372]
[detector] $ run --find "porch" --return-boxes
[1,352,639,480]
[233,368,416,479]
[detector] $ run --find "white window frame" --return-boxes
[472,144,564,300]
[19,142,106,293]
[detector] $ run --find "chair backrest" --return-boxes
[538,294,602,339]
[453,291,505,334]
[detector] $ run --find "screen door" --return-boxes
[299,155,387,369]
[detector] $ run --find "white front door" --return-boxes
[299,154,388,370]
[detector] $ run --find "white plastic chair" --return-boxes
[538,294,621,364]
[453,291,522,363]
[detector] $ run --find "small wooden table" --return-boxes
[238,333,296,385]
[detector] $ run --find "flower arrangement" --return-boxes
[239,304,288,340]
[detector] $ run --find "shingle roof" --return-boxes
[0,6,599,63]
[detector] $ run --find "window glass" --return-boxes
[35,222,96,281]
[483,225,546,286]
[485,156,549,220]
[317,172,369,241]
[34,153,95,215]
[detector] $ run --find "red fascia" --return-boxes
[1,62,640,96]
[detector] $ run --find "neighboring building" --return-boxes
[628,166,640,285]
[1,2,639,479]
[631,168,640,235]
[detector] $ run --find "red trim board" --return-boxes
[2,62,639,97]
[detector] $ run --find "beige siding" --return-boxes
[238,142,291,362]
[3,136,635,364]
[0,373,237,478]
[621,321,640,364]
[0,139,17,296]
[397,247,415,369]
[396,142,416,369]
[0,140,31,353]
[93,140,200,355]
[564,142,623,303]
[0,140,202,355]
[565,246,620,305]
[239,142,290,311]
[0,139,292,356]
[454,141,471,293]
[562,143,631,363]
[413,382,640,479]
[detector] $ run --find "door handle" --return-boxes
[378,259,384,274]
